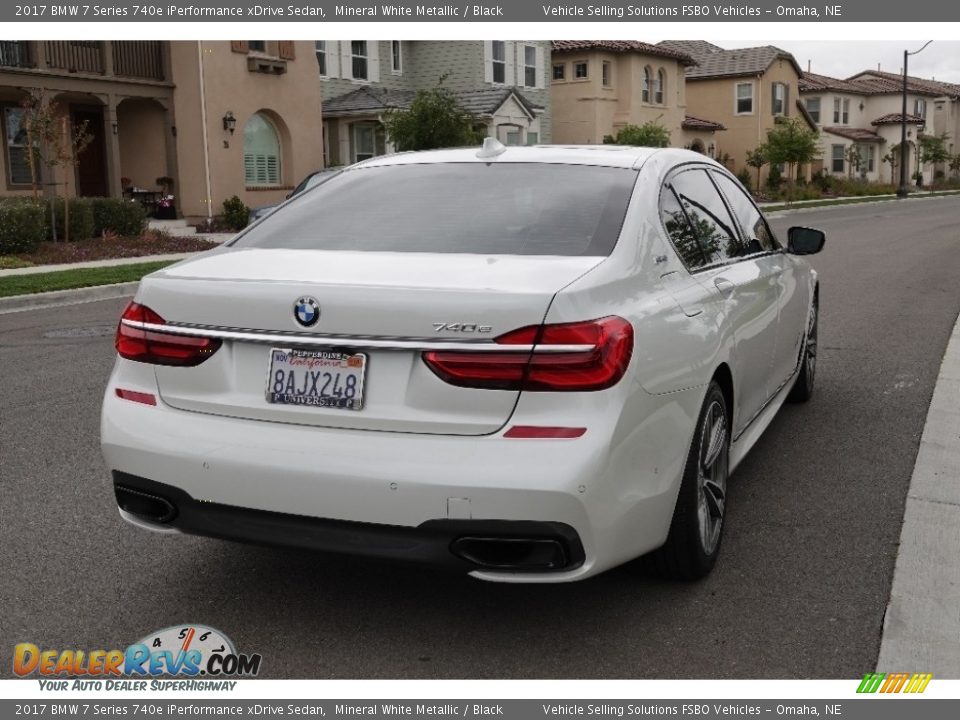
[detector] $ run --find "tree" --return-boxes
[745,146,768,193]
[919,133,951,167]
[882,149,899,184]
[19,90,93,241]
[845,145,863,180]
[606,120,670,148]
[384,80,484,151]
[763,117,821,202]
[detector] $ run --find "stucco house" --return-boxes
[660,41,815,184]
[548,40,725,156]
[0,40,324,221]
[799,69,960,185]
[318,41,551,166]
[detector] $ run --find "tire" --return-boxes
[645,381,730,581]
[788,294,818,403]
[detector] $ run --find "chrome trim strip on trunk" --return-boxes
[121,320,596,353]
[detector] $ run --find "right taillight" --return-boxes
[422,316,633,392]
[115,302,221,367]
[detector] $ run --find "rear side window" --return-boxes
[232,163,638,257]
[710,172,779,254]
[663,169,741,268]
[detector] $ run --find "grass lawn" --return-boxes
[0,261,175,298]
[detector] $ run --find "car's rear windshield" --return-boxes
[231,162,638,256]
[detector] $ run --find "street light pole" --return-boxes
[897,41,933,198]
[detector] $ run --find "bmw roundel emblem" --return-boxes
[293,296,321,327]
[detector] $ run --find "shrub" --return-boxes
[89,198,147,236]
[766,164,784,192]
[48,198,96,242]
[221,195,249,231]
[735,168,753,190]
[0,198,47,254]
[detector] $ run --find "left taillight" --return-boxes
[115,301,221,367]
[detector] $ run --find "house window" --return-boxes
[642,67,651,102]
[842,99,849,124]
[655,68,665,104]
[248,41,267,53]
[244,113,281,186]
[390,41,402,74]
[914,99,927,118]
[353,123,377,162]
[315,41,327,76]
[602,62,611,87]
[527,131,539,145]
[834,98,849,124]
[505,130,522,146]
[736,82,753,114]
[552,64,565,81]
[833,98,840,123]
[523,45,537,87]
[574,61,588,79]
[772,82,786,115]
[805,97,821,123]
[491,41,506,84]
[351,41,368,80]
[865,144,876,173]
[831,144,845,173]
[3,106,32,186]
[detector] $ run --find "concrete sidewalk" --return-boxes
[877,310,960,675]
[0,252,198,278]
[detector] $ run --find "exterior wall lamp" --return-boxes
[222,111,237,135]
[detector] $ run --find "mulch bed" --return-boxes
[13,234,221,266]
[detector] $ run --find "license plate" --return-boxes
[265,348,367,411]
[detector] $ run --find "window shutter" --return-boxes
[278,41,295,60]
[368,41,380,83]
[515,42,524,86]
[340,42,352,80]
[785,85,790,116]
[772,84,776,115]
[535,45,544,89]
[505,42,515,87]
[483,41,493,84]
[231,41,249,54]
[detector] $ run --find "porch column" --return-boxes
[103,93,123,198]
[157,98,181,216]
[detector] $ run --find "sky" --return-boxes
[713,41,960,84]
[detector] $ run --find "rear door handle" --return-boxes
[713,278,735,298]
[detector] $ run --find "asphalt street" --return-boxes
[2,196,959,679]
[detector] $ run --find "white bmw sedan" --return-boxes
[101,142,823,583]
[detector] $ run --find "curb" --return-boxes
[0,282,138,315]
[877,309,960,675]
[763,192,960,216]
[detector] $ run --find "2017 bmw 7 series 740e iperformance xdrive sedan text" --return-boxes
[102,141,824,582]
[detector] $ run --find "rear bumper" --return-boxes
[113,471,585,573]
[101,366,696,582]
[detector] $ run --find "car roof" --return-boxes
[354,145,719,171]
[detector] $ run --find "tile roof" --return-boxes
[799,71,869,94]
[682,115,726,131]
[823,126,885,143]
[871,113,926,126]
[659,42,802,80]
[551,40,696,65]
[847,70,960,98]
[322,86,542,119]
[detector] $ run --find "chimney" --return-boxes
[807,59,811,72]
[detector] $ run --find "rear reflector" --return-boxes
[504,426,586,439]
[423,316,633,392]
[115,389,157,406]
[116,302,221,367]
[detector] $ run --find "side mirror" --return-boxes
[787,227,826,255]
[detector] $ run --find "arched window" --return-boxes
[655,68,666,104]
[244,113,281,186]
[642,66,651,103]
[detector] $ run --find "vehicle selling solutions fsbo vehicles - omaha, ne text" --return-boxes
[101,140,824,582]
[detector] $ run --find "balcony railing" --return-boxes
[45,41,104,74]
[113,41,165,81]
[0,41,31,68]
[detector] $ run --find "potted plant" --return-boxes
[155,176,174,194]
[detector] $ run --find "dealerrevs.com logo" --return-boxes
[14,624,261,691]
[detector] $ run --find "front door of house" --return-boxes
[73,107,108,197]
